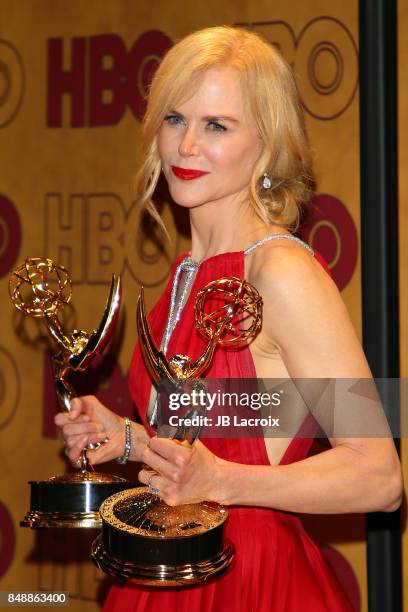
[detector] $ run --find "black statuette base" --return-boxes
[91,534,234,586]
[21,480,139,529]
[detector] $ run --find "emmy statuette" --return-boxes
[9,257,137,528]
[92,276,262,585]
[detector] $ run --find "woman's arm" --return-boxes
[139,245,403,512]
[216,437,401,513]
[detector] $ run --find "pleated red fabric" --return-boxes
[104,249,353,612]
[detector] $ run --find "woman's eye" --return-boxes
[164,114,183,125]
[207,121,227,132]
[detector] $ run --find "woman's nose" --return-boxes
[178,127,199,157]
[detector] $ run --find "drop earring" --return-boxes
[262,172,272,189]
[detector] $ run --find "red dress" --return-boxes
[104,247,353,612]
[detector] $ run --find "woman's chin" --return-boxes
[170,195,209,210]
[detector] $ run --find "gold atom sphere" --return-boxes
[9,257,72,318]
[194,276,262,347]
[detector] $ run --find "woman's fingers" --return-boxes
[139,438,195,486]
[85,436,119,465]
[63,421,105,437]
[54,396,100,427]
[54,412,71,426]
[54,395,122,467]
[54,408,89,427]
[138,469,165,492]
[65,435,88,463]
[137,468,195,507]
[148,436,192,465]
[68,411,89,422]
[65,432,109,464]
[140,445,178,480]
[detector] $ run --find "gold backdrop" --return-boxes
[1,1,401,611]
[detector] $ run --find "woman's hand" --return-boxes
[54,395,124,466]
[138,437,225,506]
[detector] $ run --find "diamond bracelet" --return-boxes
[115,417,131,464]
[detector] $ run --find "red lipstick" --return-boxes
[171,166,210,180]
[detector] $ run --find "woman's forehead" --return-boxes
[172,67,252,118]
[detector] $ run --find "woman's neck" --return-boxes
[188,197,277,263]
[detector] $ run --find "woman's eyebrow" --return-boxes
[203,115,239,123]
[166,110,239,123]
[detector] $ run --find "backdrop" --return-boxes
[0,1,404,611]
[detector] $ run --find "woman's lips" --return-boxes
[171,166,210,180]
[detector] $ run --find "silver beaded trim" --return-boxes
[161,257,200,356]
[115,417,131,464]
[148,257,200,426]
[244,233,314,256]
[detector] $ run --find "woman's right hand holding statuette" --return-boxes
[54,396,147,466]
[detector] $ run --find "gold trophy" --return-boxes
[9,257,137,529]
[92,276,262,585]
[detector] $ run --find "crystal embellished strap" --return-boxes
[148,256,200,426]
[244,233,314,256]
[161,257,200,355]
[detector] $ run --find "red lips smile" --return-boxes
[171,166,210,180]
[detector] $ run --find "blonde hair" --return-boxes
[135,26,313,232]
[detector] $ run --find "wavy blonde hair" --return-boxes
[135,26,313,232]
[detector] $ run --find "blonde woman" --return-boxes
[56,26,402,611]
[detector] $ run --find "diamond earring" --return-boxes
[262,172,272,189]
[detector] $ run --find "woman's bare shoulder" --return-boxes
[247,239,336,300]
[246,240,371,378]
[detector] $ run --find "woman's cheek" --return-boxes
[157,127,174,159]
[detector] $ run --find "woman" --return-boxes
[56,26,402,611]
